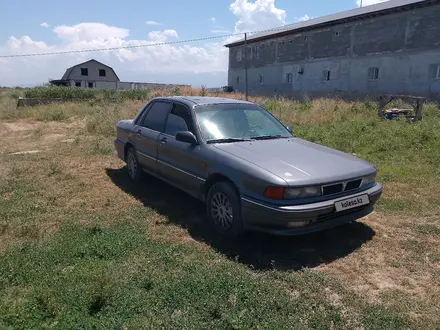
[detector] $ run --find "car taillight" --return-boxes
[263,186,285,200]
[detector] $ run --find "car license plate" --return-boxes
[335,194,369,212]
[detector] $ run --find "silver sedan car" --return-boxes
[114,96,382,237]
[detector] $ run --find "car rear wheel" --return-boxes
[126,147,143,182]
[206,181,243,237]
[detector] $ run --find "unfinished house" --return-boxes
[50,59,189,90]
[224,0,440,99]
[50,59,121,89]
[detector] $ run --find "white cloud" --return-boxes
[297,14,311,22]
[229,0,286,33]
[53,23,129,41]
[210,17,216,23]
[146,20,162,26]
[0,23,227,86]
[40,22,50,28]
[0,1,288,87]
[147,29,178,42]
[356,0,389,6]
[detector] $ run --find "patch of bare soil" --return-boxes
[323,212,440,322]
[42,133,67,143]
[9,150,41,156]
[2,122,40,132]
[0,120,82,155]
[0,164,11,179]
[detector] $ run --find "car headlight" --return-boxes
[284,186,321,199]
[361,173,376,187]
[264,186,321,199]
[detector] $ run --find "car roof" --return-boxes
[152,96,256,107]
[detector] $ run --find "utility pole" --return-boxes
[360,0,363,7]
[244,32,249,101]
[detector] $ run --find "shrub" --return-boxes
[23,86,149,101]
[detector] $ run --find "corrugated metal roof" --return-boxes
[61,66,74,80]
[225,0,429,47]
[60,59,121,81]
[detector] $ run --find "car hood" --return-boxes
[213,137,375,186]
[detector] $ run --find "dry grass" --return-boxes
[1,87,440,329]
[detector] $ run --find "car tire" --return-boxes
[126,147,143,182]
[206,181,244,237]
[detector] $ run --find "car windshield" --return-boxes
[194,103,292,143]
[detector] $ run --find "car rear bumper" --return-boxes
[241,183,382,236]
[114,139,125,161]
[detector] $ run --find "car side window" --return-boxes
[164,103,195,137]
[135,103,152,125]
[140,102,172,132]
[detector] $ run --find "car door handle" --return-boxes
[136,129,142,135]
[160,137,168,144]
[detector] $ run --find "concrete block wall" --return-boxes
[227,3,440,99]
[96,81,118,89]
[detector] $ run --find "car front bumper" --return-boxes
[114,139,125,161]
[241,183,382,235]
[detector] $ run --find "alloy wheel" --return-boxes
[210,192,234,230]
[127,151,137,180]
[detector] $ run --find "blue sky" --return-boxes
[0,0,385,87]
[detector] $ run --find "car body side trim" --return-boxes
[157,159,206,182]
[114,138,125,146]
[136,149,156,161]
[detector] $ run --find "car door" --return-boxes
[157,102,205,197]
[134,101,172,174]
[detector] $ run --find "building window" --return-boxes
[236,49,242,62]
[286,73,293,83]
[258,74,264,85]
[88,82,93,88]
[335,31,341,36]
[99,69,106,77]
[289,39,293,44]
[81,68,88,76]
[253,45,260,59]
[429,64,440,79]
[303,36,308,41]
[75,81,81,87]
[236,76,240,84]
[322,70,331,82]
[368,67,379,80]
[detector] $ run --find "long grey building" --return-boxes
[225,0,440,99]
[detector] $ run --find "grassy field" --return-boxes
[0,87,439,329]
[21,86,151,101]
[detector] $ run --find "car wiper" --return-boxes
[207,138,252,144]
[251,134,287,140]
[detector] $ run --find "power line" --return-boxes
[0,25,297,59]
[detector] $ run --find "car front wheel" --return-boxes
[206,181,244,237]
[126,147,143,182]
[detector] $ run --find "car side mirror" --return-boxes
[286,126,293,133]
[176,131,198,145]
